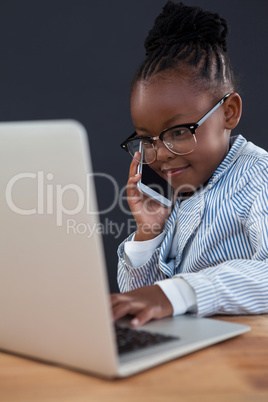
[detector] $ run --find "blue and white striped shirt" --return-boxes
[117,135,268,317]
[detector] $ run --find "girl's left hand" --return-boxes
[110,285,173,327]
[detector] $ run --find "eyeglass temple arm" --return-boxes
[196,93,231,127]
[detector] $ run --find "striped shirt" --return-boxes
[117,135,268,317]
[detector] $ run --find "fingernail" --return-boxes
[131,318,139,326]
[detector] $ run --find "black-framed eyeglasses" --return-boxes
[120,93,231,164]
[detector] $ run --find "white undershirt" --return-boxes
[124,230,197,316]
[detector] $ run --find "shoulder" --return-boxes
[234,135,268,166]
[228,136,268,191]
[223,136,268,219]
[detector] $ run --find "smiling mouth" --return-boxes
[161,166,190,178]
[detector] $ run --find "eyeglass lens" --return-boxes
[127,127,197,164]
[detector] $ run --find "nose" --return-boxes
[154,140,176,161]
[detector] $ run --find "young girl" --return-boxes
[111,1,268,327]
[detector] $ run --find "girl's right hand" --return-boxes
[127,153,172,241]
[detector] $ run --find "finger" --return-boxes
[113,300,142,322]
[127,153,142,201]
[126,176,142,207]
[127,173,141,187]
[130,306,156,327]
[110,293,125,307]
[112,302,131,321]
[129,152,141,178]
[110,293,134,308]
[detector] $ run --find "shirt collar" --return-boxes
[206,134,247,190]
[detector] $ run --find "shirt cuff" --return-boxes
[124,232,165,268]
[155,277,197,316]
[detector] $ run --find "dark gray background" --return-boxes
[1,1,267,292]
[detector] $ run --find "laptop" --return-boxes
[0,120,250,378]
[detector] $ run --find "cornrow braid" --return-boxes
[132,1,237,97]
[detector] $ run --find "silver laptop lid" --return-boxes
[0,120,118,377]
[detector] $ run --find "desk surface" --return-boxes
[0,315,267,402]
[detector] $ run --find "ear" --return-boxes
[223,92,242,130]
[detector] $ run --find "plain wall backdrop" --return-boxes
[1,0,267,292]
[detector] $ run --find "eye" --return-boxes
[171,128,188,138]
[140,138,153,148]
[164,127,192,144]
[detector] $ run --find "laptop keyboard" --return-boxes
[115,324,179,355]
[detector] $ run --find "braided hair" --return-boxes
[132,1,237,97]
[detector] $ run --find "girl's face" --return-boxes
[130,76,231,194]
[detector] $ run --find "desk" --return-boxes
[0,315,267,402]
